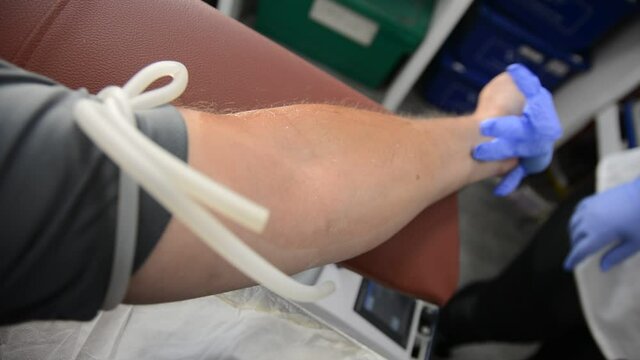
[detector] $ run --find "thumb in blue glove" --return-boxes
[564,178,640,272]
[472,64,563,196]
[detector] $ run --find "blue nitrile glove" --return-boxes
[564,179,640,272]
[472,64,563,196]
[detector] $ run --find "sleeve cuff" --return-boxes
[133,105,188,272]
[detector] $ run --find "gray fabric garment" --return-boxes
[0,60,187,325]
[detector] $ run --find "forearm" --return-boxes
[188,105,505,249]
[126,104,514,303]
[186,104,511,240]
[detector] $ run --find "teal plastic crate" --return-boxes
[256,0,433,88]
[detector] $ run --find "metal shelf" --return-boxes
[382,0,474,111]
[554,19,640,145]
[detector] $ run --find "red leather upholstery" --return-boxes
[1,0,376,111]
[0,0,458,304]
[344,194,458,305]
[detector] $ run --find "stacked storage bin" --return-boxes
[423,54,491,114]
[423,0,639,114]
[256,0,434,88]
[487,0,639,51]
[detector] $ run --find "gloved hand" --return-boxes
[564,179,640,272]
[472,64,562,196]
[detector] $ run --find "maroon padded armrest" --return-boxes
[0,0,458,304]
[343,194,458,305]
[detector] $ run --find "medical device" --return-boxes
[73,61,335,306]
[297,265,439,360]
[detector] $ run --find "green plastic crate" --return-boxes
[256,0,433,88]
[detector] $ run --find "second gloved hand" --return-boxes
[472,64,562,196]
[564,178,640,272]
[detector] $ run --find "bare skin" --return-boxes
[125,72,524,303]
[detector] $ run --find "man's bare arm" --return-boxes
[125,73,522,303]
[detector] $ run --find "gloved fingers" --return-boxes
[575,198,592,213]
[524,96,563,140]
[507,63,541,98]
[473,138,517,161]
[571,230,588,247]
[480,115,529,139]
[569,211,587,245]
[518,141,555,158]
[520,152,552,174]
[494,165,526,196]
[569,212,583,235]
[564,234,610,271]
[600,241,640,271]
